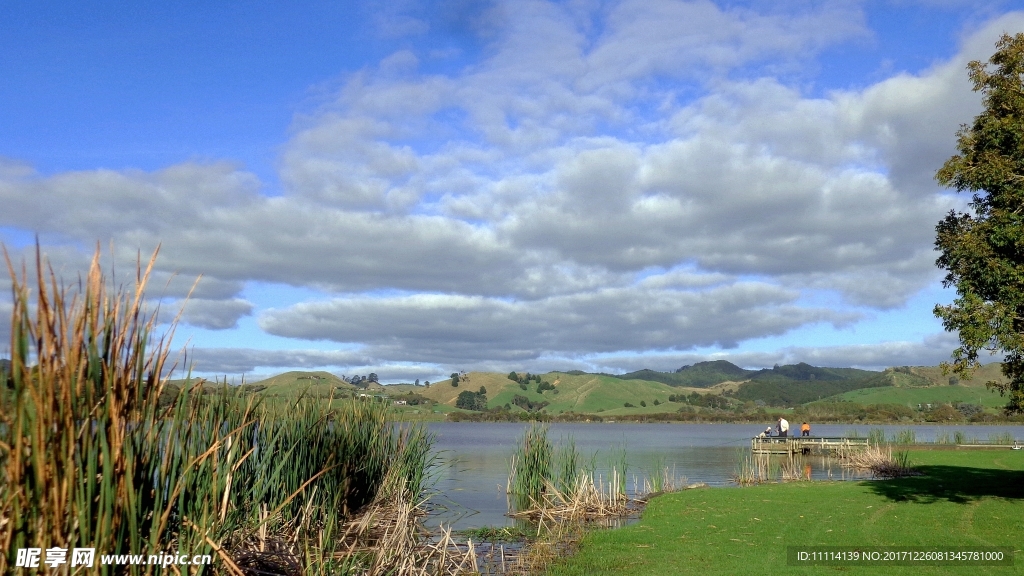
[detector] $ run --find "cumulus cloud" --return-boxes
[259,281,858,364]
[178,347,373,375]
[170,298,255,330]
[590,332,968,373]
[3,4,1022,374]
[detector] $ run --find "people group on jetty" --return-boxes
[756,419,812,439]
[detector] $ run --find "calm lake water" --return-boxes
[422,422,1024,531]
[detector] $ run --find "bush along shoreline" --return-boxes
[445,404,1024,424]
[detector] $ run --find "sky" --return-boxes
[1,0,1022,383]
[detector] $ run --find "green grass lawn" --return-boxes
[547,450,1024,575]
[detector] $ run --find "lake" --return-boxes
[422,422,1024,531]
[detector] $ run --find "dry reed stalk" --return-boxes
[0,245,184,575]
[840,446,919,478]
[325,472,485,576]
[508,474,638,523]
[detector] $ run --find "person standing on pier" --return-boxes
[801,422,811,437]
[776,417,789,437]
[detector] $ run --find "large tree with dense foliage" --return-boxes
[935,32,1024,413]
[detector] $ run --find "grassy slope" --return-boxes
[831,384,1008,409]
[548,450,1024,576]
[910,363,1008,388]
[389,372,687,416]
[616,361,754,388]
[242,371,357,396]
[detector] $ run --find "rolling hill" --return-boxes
[615,360,753,388]
[388,371,688,416]
[219,361,1013,418]
[825,383,1008,409]
[242,371,360,396]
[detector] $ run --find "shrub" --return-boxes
[456,390,487,411]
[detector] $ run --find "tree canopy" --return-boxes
[934,32,1024,412]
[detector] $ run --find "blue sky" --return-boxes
[1,0,1020,382]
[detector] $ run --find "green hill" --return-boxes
[825,381,1008,409]
[220,361,1014,418]
[615,360,753,388]
[748,362,877,382]
[242,371,358,397]
[902,363,1007,387]
[390,371,690,417]
[732,371,891,406]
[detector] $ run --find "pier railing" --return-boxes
[751,436,870,455]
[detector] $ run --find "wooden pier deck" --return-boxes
[751,436,870,455]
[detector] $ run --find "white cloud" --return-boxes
[178,347,373,375]
[4,5,1023,373]
[590,332,968,372]
[259,281,857,364]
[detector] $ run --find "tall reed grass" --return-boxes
[508,424,554,511]
[989,432,1014,445]
[0,246,434,575]
[868,428,886,446]
[890,429,916,445]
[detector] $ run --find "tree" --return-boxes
[368,372,378,383]
[455,390,486,411]
[450,373,460,387]
[415,378,420,386]
[934,32,1024,413]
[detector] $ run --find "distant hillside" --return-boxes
[615,360,753,388]
[243,371,357,396]
[747,362,878,382]
[732,371,891,406]
[615,361,880,389]
[904,363,1007,387]
[390,371,685,416]
[825,381,1007,410]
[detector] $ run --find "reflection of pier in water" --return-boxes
[751,436,870,455]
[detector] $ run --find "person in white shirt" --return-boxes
[777,417,789,438]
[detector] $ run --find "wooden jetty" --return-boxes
[751,436,870,455]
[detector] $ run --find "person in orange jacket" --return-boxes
[801,422,811,437]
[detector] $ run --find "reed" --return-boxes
[732,453,777,486]
[890,429,916,445]
[954,430,968,444]
[840,446,918,478]
[989,432,1014,445]
[508,424,553,511]
[0,246,434,575]
[868,428,886,446]
[553,437,582,498]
